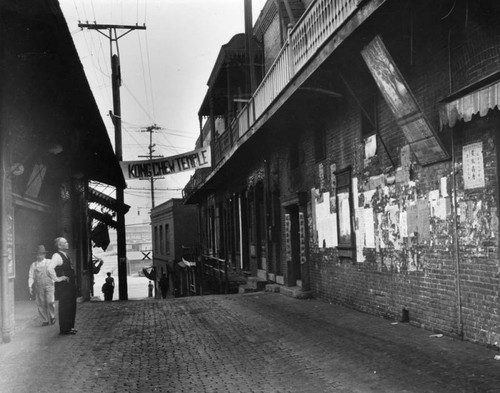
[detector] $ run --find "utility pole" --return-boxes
[139,125,162,209]
[79,22,146,301]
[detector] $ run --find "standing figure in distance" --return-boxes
[159,272,169,299]
[51,237,77,335]
[148,281,154,297]
[28,245,66,326]
[102,272,115,301]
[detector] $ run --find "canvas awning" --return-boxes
[439,74,500,128]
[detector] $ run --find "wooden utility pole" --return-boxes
[138,125,162,209]
[79,22,146,300]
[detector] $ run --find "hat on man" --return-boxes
[34,245,47,254]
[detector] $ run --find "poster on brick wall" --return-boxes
[463,142,485,189]
[315,192,337,248]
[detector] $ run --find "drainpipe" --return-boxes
[0,15,11,342]
[451,130,463,339]
[244,0,257,93]
[0,154,10,343]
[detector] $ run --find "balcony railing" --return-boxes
[186,0,359,197]
[242,0,358,138]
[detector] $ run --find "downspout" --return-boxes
[451,128,463,339]
[0,143,11,343]
[0,14,11,343]
[244,0,257,93]
[447,26,463,340]
[238,195,244,270]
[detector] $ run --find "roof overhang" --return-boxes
[1,0,126,189]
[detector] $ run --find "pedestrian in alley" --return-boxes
[28,245,66,326]
[51,237,77,335]
[148,281,154,297]
[159,272,169,299]
[102,272,115,301]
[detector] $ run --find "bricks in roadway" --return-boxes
[1,292,500,392]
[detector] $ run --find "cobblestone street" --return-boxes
[1,292,500,393]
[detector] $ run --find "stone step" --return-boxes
[279,286,313,299]
[246,276,268,290]
[238,284,260,294]
[265,284,280,293]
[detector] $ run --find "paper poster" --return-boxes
[440,177,448,197]
[407,204,418,234]
[315,192,337,248]
[364,208,375,248]
[417,199,431,240]
[463,142,485,189]
[365,135,377,158]
[400,211,408,238]
[363,189,376,208]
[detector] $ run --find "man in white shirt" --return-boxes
[28,245,66,326]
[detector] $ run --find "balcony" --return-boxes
[185,0,361,199]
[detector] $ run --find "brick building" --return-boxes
[150,199,199,296]
[184,0,500,347]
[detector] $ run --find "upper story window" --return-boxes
[336,167,353,249]
[159,225,164,254]
[154,226,158,254]
[165,224,170,254]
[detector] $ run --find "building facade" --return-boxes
[184,0,500,347]
[0,0,125,342]
[150,198,199,296]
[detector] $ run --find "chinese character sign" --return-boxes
[463,142,485,189]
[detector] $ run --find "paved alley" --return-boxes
[1,292,500,393]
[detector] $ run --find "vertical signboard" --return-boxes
[361,35,448,165]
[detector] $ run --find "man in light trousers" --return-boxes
[28,245,64,326]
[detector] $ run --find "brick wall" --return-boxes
[302,1,500,346]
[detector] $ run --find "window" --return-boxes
[165,224,170,253]
[336,168,353,249]
[314,128,326,162]
[154,226,158,254]
[290,140,299,169]
[159,225,164,254]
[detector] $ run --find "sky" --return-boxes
[59,0,267,224]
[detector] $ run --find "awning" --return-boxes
[89,209,118,229]
[439,75,500,128]
[88,188,130,216]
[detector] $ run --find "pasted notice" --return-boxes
[463,142,485,189]
[299,212,306,264]
[315,192,337,248]
[364,208,376,248]
[416,199,431,241]
[285,214,291,262]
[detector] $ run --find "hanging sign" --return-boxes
[120,147,211,180]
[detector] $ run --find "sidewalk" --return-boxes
[2,292,500,392]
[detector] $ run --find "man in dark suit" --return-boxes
[51,237,77,335]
